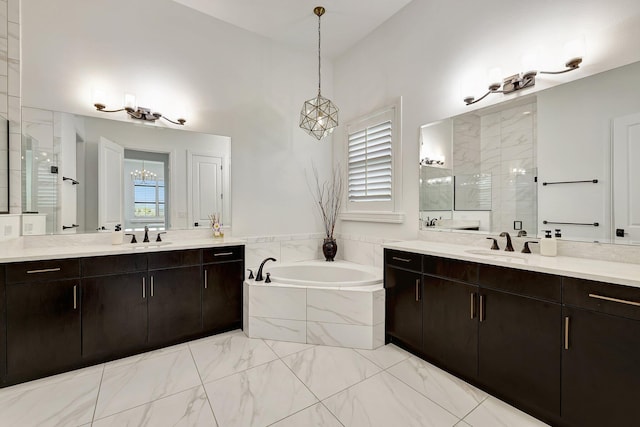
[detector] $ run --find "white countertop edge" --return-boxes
[0,238,246,264]
[383,240,640,289]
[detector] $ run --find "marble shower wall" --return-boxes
[480,102,537,234]
[4,0,20,214]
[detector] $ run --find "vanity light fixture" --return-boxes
[93,93,186,125]
[299,6,339,140]
[463,57,583,106]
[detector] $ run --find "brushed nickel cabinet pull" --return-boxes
[73,285,77,309]
[142,277,146,299]
[393,256,411,263]
[479,295,485,322]
[564,317,570,350]
[214,252,233,257]
[204,270,208,289]
[588,293,640,307]
[415,279,420,301]
[151,276,154,297]
[470,293,476,319]
[27,267,61,274]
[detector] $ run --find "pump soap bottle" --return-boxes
[111,224,123,245]
[540,230,557,257]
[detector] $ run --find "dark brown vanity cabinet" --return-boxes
[81,254,148,360]
[384,250,423,352]
[561,278,640,427]
[1,244,245,388]
[4,259,81,383]
[422,256,479,380]
[477,265,562,418]
[147,249,202,344]
[202,246,245,333]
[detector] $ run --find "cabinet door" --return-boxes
[82,272,148,359]
[478,288,561,416]
[203,261,243,333]
[423,277,478,379]
[148,266,202,344]
[385,266,423,351]
[6,279,81,379]
[562,307,640,427]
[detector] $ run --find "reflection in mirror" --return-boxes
[420,99,538,235]
[22,108,231,235]
[0,117,8,213]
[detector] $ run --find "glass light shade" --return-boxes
[563,37,585,63]
[299,94,339,140]
[124,93,136,109]
[487,67,503,87]
[92,88,106,105]
[521,51,538,74]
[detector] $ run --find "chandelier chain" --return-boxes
[317,11,322,96]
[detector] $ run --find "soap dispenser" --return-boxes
[540,230,557,257]
[111,224,124,245]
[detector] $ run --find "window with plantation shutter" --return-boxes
[348,120,393,202]
[342,101,405,224]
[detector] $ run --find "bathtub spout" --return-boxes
[255,257,277,281]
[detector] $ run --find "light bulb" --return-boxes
[563,37,585,64]
[124,93,136,110]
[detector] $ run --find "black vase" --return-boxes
[322,238,338,262]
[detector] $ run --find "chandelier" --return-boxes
[299,6,339,140]
[131,162,157,183]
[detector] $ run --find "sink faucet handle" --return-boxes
[156,232,167,242]
[265,273,271,283]
[247,269,254,279]
[125,233,137,244]
[522,240,539,254]
[486,237,500,250]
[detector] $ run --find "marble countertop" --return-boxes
[384,240,640,289]
[0,237,246,264]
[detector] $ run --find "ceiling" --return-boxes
[172,0,414,58]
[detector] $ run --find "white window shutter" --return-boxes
[348,120,393,202]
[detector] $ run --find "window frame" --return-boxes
[341,98,405,223]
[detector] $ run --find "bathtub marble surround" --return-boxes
[0,329,550,427]
[243,263,385,349]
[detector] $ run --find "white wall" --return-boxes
[20,0,334,237]
[538,61,640,242]
[333,0,640,241]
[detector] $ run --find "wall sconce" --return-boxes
[420,157,445,166]
[463,56,583,106]
[93,92,186,125]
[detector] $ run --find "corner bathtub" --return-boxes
[243,261,385,349]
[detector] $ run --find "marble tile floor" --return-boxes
[0,330,550,427]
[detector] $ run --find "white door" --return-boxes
[189,153,222,228]
[613,112,640,244]
[98,136,124,230]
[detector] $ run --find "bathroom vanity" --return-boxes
[384,241,640,427]
[0,241,244,388]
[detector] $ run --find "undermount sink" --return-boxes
[465,249,528,261]
[129,241,172,249]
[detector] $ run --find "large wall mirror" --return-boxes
[0,115,8,214]
[419,60,640,245]
[21,108,231,235]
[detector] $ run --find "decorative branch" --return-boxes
[309,163,343,239]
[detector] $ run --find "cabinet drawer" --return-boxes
[385,249,422,272]
[564,277,640,321]
[81,254,147,277]
[424,255,478,283]
[148,249,201,270]
[478,264,561,302]
[203,246,244,264]
[6,259,80,284]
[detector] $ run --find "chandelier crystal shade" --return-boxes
[299,6,339,140]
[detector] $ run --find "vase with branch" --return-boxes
[310,164,343,261]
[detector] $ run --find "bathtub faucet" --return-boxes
[255,257,277,281]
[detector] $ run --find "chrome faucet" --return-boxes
[255,257,276,281]
[500,232,514,251]
[143,226,150,243]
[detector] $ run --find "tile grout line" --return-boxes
[89,364,106,425]
[186,342,220,427]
